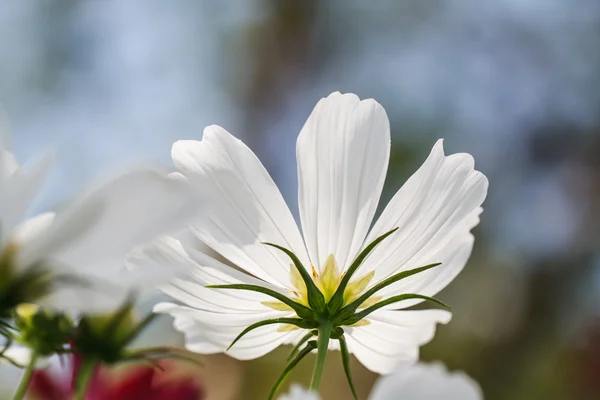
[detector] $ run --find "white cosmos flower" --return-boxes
[146,92,488,376]
[279,362,483,400]
[0,117,200,315]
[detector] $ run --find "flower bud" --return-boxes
[13,303,74,357]
[74,302,144,364]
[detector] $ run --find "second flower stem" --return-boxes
[76,359,97,400]
[12,351,38,400]
[309,320,333,391]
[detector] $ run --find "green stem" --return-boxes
[12,351,38,400]
[309,320,333,391]
[76,359,97,400]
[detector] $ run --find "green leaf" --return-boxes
[263,242,326,313]
[338,263,441,319]
[342,294,450,326]
[227,318,314,351]
[339,335,359,400]
[328,228,398,314]
[100,295,137,341]
[268,340,317,400]
[120,353,165,370]
[206,284,314,320]
[287,330,315,361]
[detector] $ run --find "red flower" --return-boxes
[28,356,204,400]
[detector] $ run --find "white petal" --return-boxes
[0,155,52,244]
[362,140,488,299]
[0,148,18,180]
[13,212,55,272]
[297,92,390,271]
[377,225,478,309]
[278,385,320,400]
[125,235,198,284]
[141,235,301,360]
[370,362,483,400]
[172,126,308,288]
[343,309,451,375]
[157,303,297,360]
[0,111,19,179]
[172,314,223,354]
[12,212,55,248]
[135,235,288,308]
[30,167,199,273]
[25,168,199,313]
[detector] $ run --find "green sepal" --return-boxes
[0,266,52,312]
[206,283,314,320]
[126,346,205,369]
[0,264,90,315]
[117,312,158,348]
[263,242,326,313]
[328,228,398,314]
[127,354,165,371]
[339,335,358,400]
[338,263,441,319]
[268,340,317,400]
[75,302,157,365]
[287,330,315,361]
[342,294,450,326]
[75,358,98,400]
[227,318,315,351]
[101,297,137,342]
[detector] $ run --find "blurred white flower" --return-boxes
[279,362,483,400]
[278,385,320,400]
[146,92,488,376]
[0,115,201,315]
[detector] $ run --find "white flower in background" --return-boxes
[279,362,483,400]
[144,92,487,396]
[279,385,320,400]
[0,116,200,317]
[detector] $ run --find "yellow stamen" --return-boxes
[357,296,382,309]
[278,324,300,332]
[262,301,293,311]
[287,254,378,310]
[290,264,309,307]
[15,303,40,320]
[343,270,375,305]
[350,320,371,327]
[316,254,340,301]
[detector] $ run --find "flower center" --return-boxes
[263,254,381,315]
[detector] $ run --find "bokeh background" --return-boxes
[1,1,600,399]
